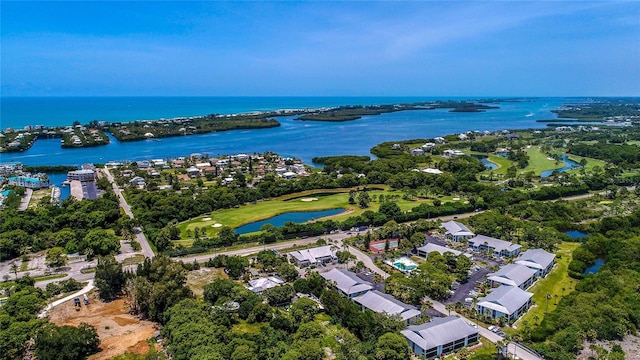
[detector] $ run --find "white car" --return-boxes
[488,326,496,332]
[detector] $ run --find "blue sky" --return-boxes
[2,1,639,96]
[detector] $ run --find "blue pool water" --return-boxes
[1,190,11,197]
[540,155,581,178]
[584,258,605,275]
[234,208,344,234]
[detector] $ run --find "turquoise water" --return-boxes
[234,208,344,234]
[9,176,42,182]
[584,258,605,274]
[1,190,11,197]
[540,155,581,178]
[393,262,417,271]
[0,98,570,166]
[46,173,71,200]
[564,230,589,240]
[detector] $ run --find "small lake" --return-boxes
[234,208,344,234]
[584,258,605,275]
[540,155,581,178]
[471,155,498,170]
[564,230,589,240]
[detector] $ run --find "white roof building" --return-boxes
[402,316,479,358]
[248,276,285,293]
[416,243,471,259]
[468,235,521,257]
[477,285,533,322]
[320,269,373,298]
[487,263,537,289]
[440,221,475,241]
[515,249,556,277]
[289,245,336,266]
[353,290,421,323]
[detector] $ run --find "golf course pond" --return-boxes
[234,208,345,234]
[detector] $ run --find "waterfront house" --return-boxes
[468,235,521,257]
[441,221,475,242]
[8,175,49,189]
[402,316,479,358]
[67,169,95,182]
[487,264,537,290]
[421,142,436,151]
[476,285,533,323]
[353,290,421,323]
[289,245,336,267]
[515,249,556,277]
[320,269,373,298]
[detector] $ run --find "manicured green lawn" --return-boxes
[484,154,513,176]
[177,187,441,238]
[564,153,604,174]
[508,241,580,335]
[520,147,563,176]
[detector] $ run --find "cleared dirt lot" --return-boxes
[48,291,160,360]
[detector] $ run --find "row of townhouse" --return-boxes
[477,248,556,323]
[320,268,480,359]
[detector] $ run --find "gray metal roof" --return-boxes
[290,245,335,263]
[417,243,471,258]
[247,276,285,293]
[401,316,478,351]
[478,285,533,315]
[487,264,537,288]
[515,249,555,271]
[441,221,475,237]
[469,235,521,253]
[320,268,373,295]
[353,290,419,320]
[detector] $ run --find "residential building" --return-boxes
[416,243,472,259]
[247,276,285,293]
[353,290,421,323]
[476,285,533,323]
[67,169,95,182]
[320,269,373,298]
[468,235,521,257]
[515,249,556,277]
[289,245,336,267]
[402,316,479,358]
[441,221,475,242]
[487,264,537,289]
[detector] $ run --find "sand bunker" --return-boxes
[212,223,223,228]
[452,197,461,201]
[300,197,319,202]
[202,217,212,221]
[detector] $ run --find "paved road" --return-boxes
[347,245,389,279]
[428,299,542,360]
[18,188,33,211]
[38,280,94,318]
[102,168,155,259]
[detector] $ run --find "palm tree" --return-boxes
[484,308,492,323]
[561,287,566,298]
[533,314,540,326]
[512,334,522,359]
[446,304,453,316]
[472,298,480,328]
[554,294,559,305]
[10,262,19,279]
[495,340,507,359]
[545,293,551,313]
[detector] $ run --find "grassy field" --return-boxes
[176,187,457,238]
[507,241,581,335]
[483,154,513,176]
[521,147,564,176]
[564,153,605,174]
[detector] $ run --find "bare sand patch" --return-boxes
[212,223,223,228]
[48,292,159,360]
[300,197,319,202]
[202,217,212,221]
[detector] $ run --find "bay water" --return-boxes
[0,97,574,166]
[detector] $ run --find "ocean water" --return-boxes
[0,97,575,166]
